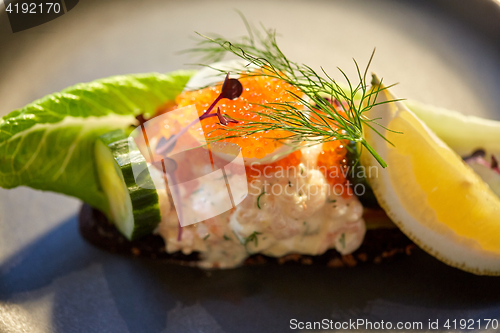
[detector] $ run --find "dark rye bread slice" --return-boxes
[79,204,416,268]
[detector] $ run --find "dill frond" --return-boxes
[186,20,401,168]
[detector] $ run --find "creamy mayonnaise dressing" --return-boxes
[155,144,366,269]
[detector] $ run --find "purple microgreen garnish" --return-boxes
[491,155,498,170]
[315,97,343,111]
[225,116,239,124]
[155,135,177,156]
[216,107,229,126]
[177,223,183,241]
[200,73,243,120]
[160,158,182,240]
[216,107,239,126]
[463,150,490,168]
[464,149,486,159]
[163,157,178,173]
[491,155,500,175]
[220,76,243,100]
[463,150,500,176]
[150,72,243,240]
[157,73,243,157]
[136,114,147,126]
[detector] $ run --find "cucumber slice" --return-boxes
[95,129,161,240]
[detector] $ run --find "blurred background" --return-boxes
[1,1,500,332]
[1,0,500,119]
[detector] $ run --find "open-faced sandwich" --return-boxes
[2,24,500,275]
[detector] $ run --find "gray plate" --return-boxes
[1,1,500,332]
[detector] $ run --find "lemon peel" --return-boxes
[361,76,500,275]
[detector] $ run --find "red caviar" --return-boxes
[173,71,350,194]
[245,150,303,180]
[175,71,301,159]
[317,140,349,191]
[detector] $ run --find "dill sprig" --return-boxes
[244,231,262,247]
[186,20,401,167]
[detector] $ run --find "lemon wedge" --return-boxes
[361,76,500,275]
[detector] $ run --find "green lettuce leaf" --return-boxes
[0,70,194,214]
